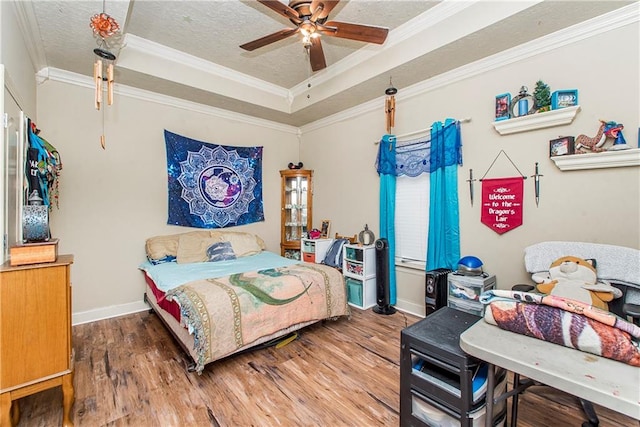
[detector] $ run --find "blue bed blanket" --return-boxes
[139,251,299,293]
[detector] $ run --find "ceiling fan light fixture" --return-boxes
[302,34,312,48]
[242,0,388,72]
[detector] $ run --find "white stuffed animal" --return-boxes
[532,256,622,311]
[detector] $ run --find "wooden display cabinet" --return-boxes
[280,169,313,259]
[0,255,75,427]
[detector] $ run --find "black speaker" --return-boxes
[373,238,396,315]
[425,268,452,316]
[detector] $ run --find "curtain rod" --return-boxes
[374,117,472,144]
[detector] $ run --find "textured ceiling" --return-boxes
[20,0,635,127]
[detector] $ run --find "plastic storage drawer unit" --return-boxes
[400,307,504,427]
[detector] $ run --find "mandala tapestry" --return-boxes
[164,130,264,228]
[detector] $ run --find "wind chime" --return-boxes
[90,4,120,149]
[385,78,397,134]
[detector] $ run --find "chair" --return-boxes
[511,241,640,427]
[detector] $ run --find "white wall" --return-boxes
[36,81,299,322]
[302,19,640,316]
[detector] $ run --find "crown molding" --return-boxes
[118,34,291,112]
[37,67,299,135]
[9,0,47,72]
[290,0,480,97]
[31,3,639,138]
[291,0,544,111]
[302,2,640,132]
[122,34,288,99]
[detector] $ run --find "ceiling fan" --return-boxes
[240,0,389,71]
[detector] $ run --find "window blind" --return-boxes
[395,173,429,266]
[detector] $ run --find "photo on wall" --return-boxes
[495,93,511,121]
[549,136,575,157]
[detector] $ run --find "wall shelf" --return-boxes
[551,148,640,171]
[492,105,580,135]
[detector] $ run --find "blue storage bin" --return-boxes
[346,277,363,307]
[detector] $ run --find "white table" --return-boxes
[460,321,640,426]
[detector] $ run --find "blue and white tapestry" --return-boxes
[164,130,264,228]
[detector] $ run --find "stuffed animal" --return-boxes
[532,256,622,311]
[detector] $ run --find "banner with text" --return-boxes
[481,177,524,234]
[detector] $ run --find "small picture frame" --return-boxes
[549,136,575,157]
[495,93,511,121]
[551,90,578,110]
[320,220,331,238]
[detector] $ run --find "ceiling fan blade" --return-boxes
[257,0,301,23]
[319,21,389,44]
[240,28,299,51]
[310,0,340,21]
[308,37,327,71]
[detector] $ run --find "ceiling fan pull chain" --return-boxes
[306,47,312,99]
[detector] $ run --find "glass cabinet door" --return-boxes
[283,174,308,244]
[280,169,313,259]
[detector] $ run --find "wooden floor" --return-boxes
[14,307,639,426]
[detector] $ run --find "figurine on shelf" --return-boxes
[575,119,629,154]
[288,162,304,169]
[603,121,629,150]
[509,86,536,118]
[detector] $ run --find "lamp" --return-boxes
[90,6,120,149]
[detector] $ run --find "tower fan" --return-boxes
[373,238,396,315]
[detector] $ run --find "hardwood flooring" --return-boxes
[13,307,639,426]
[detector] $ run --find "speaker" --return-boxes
[425,268,452,316]
[373,238,396,315]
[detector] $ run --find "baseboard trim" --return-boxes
[72,300,150,326]
[394,298,425,318]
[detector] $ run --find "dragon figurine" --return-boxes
[575,120,628,153]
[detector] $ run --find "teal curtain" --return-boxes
[376,135,397,304]
[427,119,462,271]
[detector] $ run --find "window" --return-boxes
[395,173,429,269]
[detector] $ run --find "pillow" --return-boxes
[219,232,265,257]
[206,241,237,262]
[146,230,213,262]
[176,233,224,264]
[145,234,181,262]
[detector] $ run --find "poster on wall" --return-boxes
[481,177,524,234]
[164,130,264,229]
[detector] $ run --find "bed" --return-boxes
[139,230,350,373]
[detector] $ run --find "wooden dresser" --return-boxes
[0,255,74,427]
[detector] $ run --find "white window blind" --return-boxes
[395,173,429,266]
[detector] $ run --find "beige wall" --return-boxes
[302,21,640,315]
[36,81,299,320]
[33,16,640,321]
[1,1,37,117]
